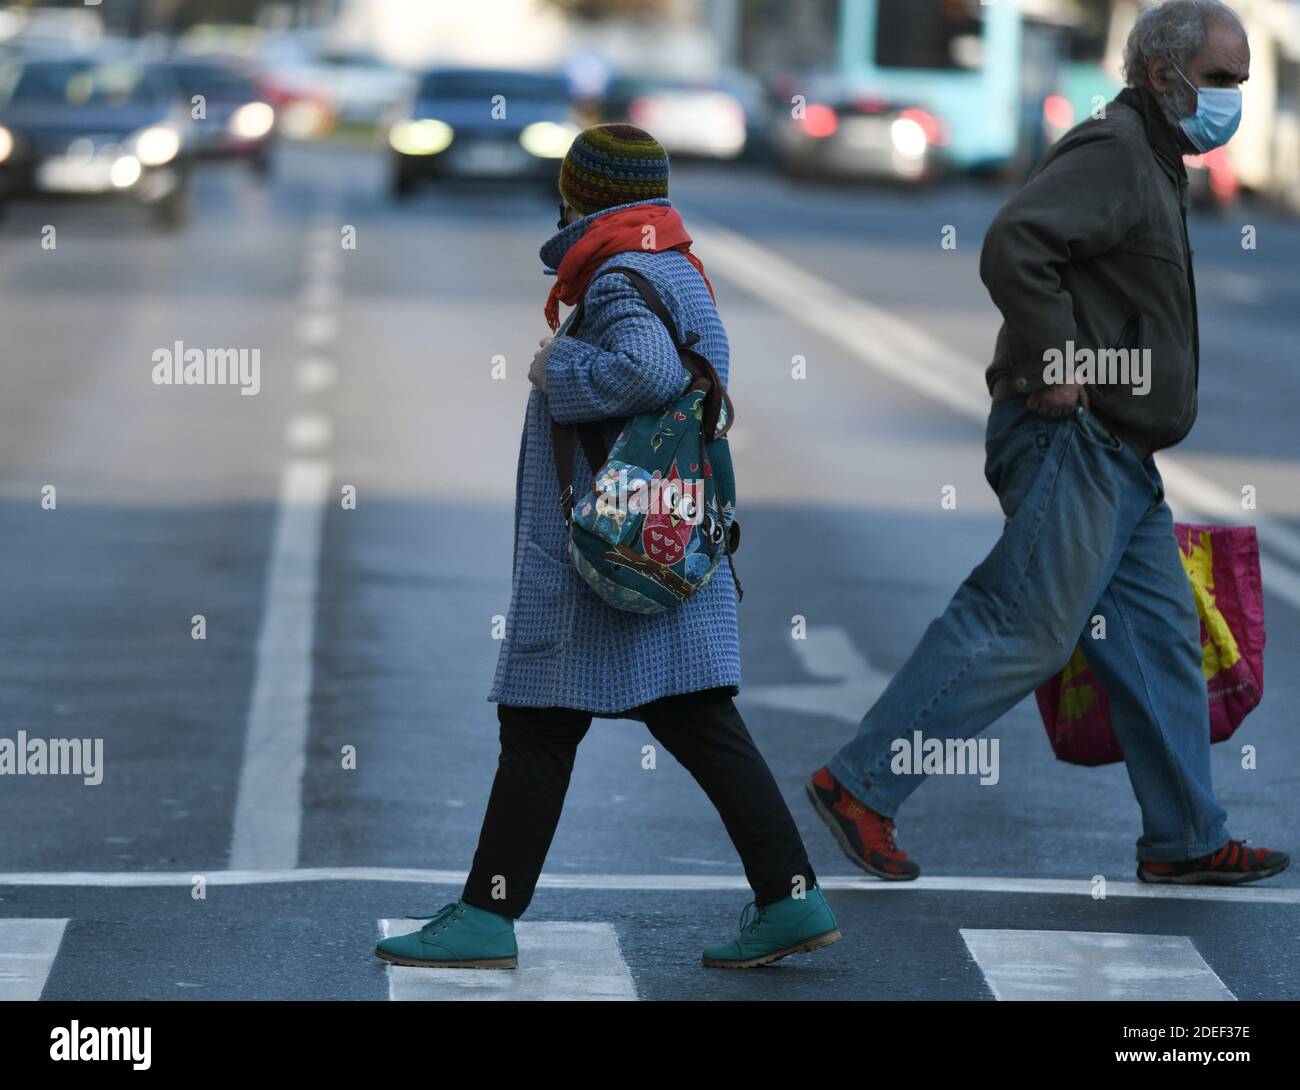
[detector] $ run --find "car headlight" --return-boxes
[519,121,578,159]
[133,125,181,167]
[230,102,275,140]
[0,126,12,163]
[388,118,453,156]
[111,155,142,188]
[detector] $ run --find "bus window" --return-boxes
[874,0,984,71]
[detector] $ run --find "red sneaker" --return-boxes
[806,766,920,880]
[1137,840,1290,885]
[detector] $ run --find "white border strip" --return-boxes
[0,868,1295,904]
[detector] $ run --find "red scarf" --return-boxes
[545,205,715,332]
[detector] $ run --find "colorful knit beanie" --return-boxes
[558,124,670,216]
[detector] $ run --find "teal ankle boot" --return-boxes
[702,886,841,968]
[375,901,518,969]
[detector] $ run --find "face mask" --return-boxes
[1170,62,1242,152]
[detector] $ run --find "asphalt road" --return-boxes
[0,141,1297,1001]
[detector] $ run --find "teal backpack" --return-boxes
[550,265,742,615]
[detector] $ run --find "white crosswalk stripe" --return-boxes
[960,928,1236,1001]
[379,920,637,1001]
[0,918,69,1000]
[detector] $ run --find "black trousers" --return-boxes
[462,687,816,918]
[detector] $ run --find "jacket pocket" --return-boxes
[1114,232,1185,268]
[510,541,575,657]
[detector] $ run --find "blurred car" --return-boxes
[389,68,578,197]
[258,33,413,136]
[0,53,193,227]
[774,91,949,184]
[0,6,105,54]
[164,56,275,177]
[1185,146,1239,211]
[602,74,757,160]
[313,50,414,124]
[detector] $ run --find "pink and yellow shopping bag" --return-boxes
[1035,524,1266,766]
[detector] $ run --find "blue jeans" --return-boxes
[828,397,1230,862]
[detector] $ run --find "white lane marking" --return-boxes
[2,868,1297,904]
[295,357,338,394]
[744,625,890,724]
[690,219,988,419]
[297,311,338,348]
[285,413,333,453]
[380,920,636,1001]
[0,918,68,1000]
[229,459,331,870]
[300,280,341,309]
[302,248,342,279]
[309,225,339,249]
[960,928,1235,1001]
[690,218,1300,612]
[1199,270,1265,305]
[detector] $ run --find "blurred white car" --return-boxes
[258,32,412,134]
[773,89,949,184]
[604,75,759,160]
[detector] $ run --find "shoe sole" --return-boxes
[805,780,919,882]
[373,948,517,969]
[1136,857,1290,886]
[701,928,842,969]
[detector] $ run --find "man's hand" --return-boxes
[1027,381,1090,418]
[528,336,555,392]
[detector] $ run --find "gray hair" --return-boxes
[1122,0,1244,87]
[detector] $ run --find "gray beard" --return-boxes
[1154,83,1201,154]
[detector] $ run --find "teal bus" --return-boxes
[832,0,1026,171]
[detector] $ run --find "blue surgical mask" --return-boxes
[1171,62,1242,152]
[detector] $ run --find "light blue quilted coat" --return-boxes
[488,197,741,715]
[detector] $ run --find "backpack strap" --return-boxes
[599,266,735,444]
[550,265,681,522]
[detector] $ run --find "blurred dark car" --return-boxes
[773,91,950,184]
[164,56,275,177]
[388,67,578,198]
[0,53,193,227]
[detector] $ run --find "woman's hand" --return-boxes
[528,336,555,392]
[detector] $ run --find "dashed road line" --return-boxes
[229,202,342,869]
[285,412,333,452]
[295,357,338,394]
[297,311,339,348]
[229,458,331,869]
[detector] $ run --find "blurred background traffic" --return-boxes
[1,0,1299,226]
